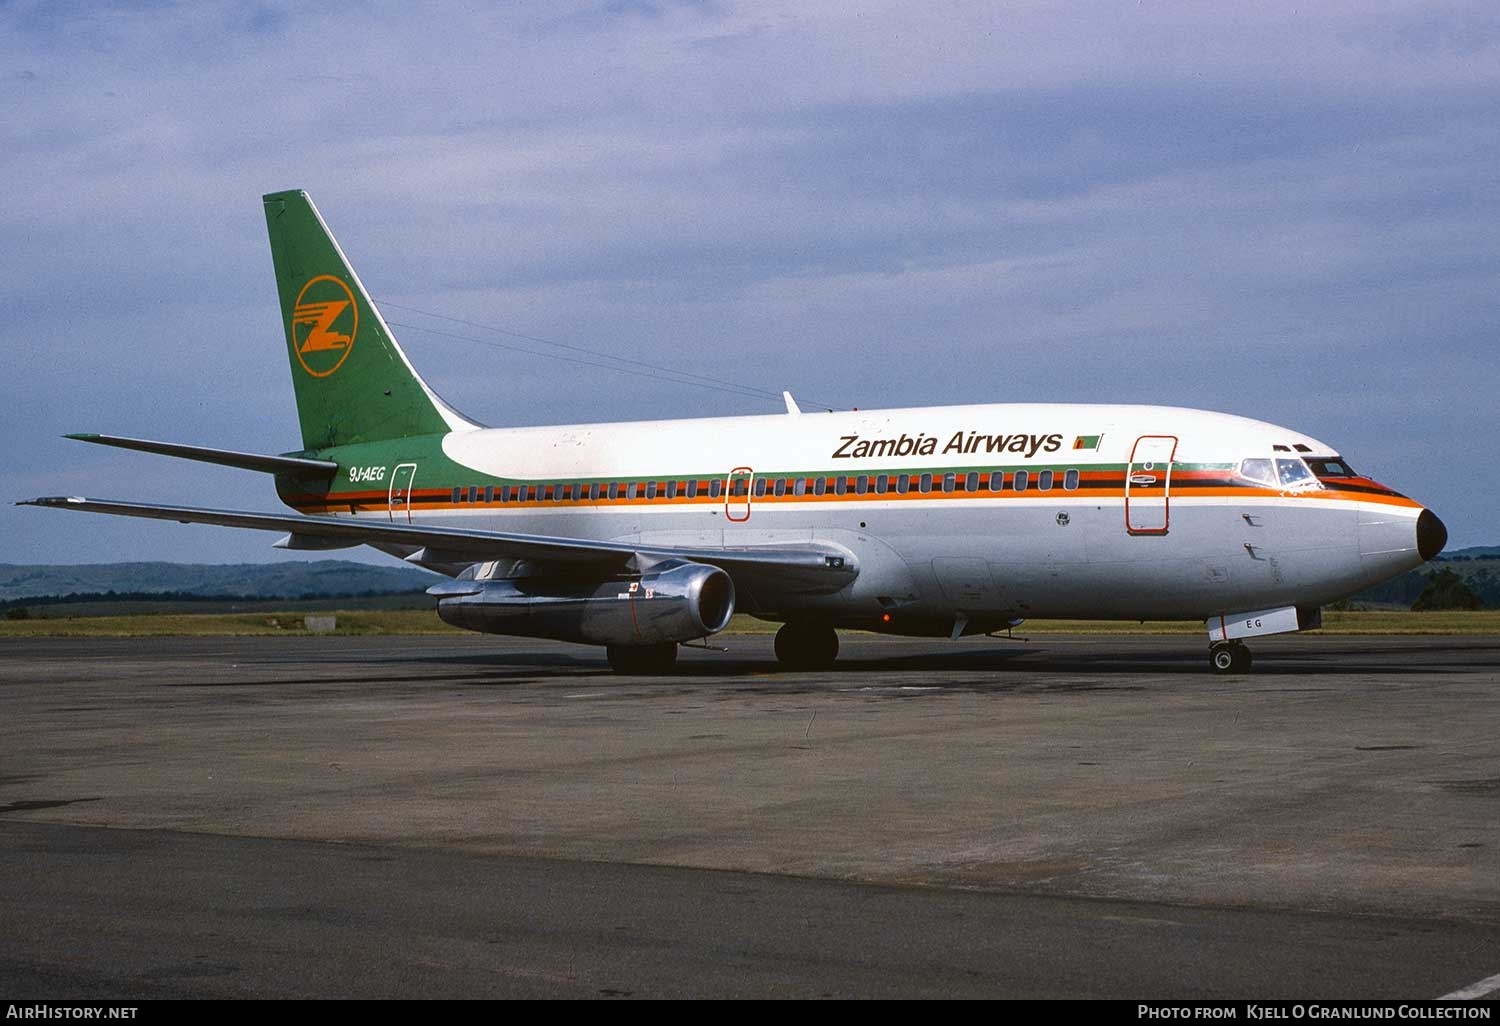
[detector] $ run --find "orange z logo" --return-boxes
[293,300,352,352]
[291,275,359,377]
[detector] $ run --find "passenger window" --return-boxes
[754,478,767,498]
[897,474,909,494]
[1038,470,1053,492]
[589,483,599,501]
[855,476,868,495]
[793,478,807,497]
[942,472,955,493]
[919,473,932,494]
[834,476,847,496]
[875,475,888,494]
[814,477,827,496]
[988,471,1004,491]
[1014,470,1029,492]
[773,478,786,497]
[965,472,979,493]
[627,482,638,500]
[709,478,722,499]
[484,485,494,503]
[1064,469,1079,491]
[452,486,462,504]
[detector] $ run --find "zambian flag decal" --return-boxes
[1073,434,1102,451]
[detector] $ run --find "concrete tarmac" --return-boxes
[1,633,1498,998]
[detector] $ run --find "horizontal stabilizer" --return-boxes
[64,434,337,476]
[20,496,859,593]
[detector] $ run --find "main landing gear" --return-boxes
[606,642,678,675]
[1209,640,1252,675]
[774,622,840,671]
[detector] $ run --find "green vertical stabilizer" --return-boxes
[263,190,475,451]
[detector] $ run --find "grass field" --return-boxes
[2,609,1498,639]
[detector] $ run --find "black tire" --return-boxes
[1209,641,1251,675]
[774,623,839,671]
[606,642,678,675]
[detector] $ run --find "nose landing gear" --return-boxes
[1209,641,1252,675]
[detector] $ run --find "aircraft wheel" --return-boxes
[1209,641,1251,675]
[606,642,678,675]
[774,623,839,670]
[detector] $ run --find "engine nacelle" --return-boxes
[432,560,736,646]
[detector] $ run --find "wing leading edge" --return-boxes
[19,496,859,595]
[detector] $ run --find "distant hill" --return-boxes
[1350,548,1500,609]
[3,547,1494,613]
[1440,546,1500,561]
[0,561,441,603]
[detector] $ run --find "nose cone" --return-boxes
[1416,509,1448,562]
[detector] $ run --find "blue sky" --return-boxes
[3,0,1497,563]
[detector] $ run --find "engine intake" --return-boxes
[433,560,735,646]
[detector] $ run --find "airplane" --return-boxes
[22,190,1448,675]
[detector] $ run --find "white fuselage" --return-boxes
[317,402,1431,631]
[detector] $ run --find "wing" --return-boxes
[19,496,858,595]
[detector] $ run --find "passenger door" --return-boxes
[1125,436,1177,535]
[388,463,417,523]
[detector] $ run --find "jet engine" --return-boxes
[431,559,735,646]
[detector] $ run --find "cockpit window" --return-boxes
[1238,458,1277,486]
[1305,458,1357,479]
[1276,458,1317,488]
